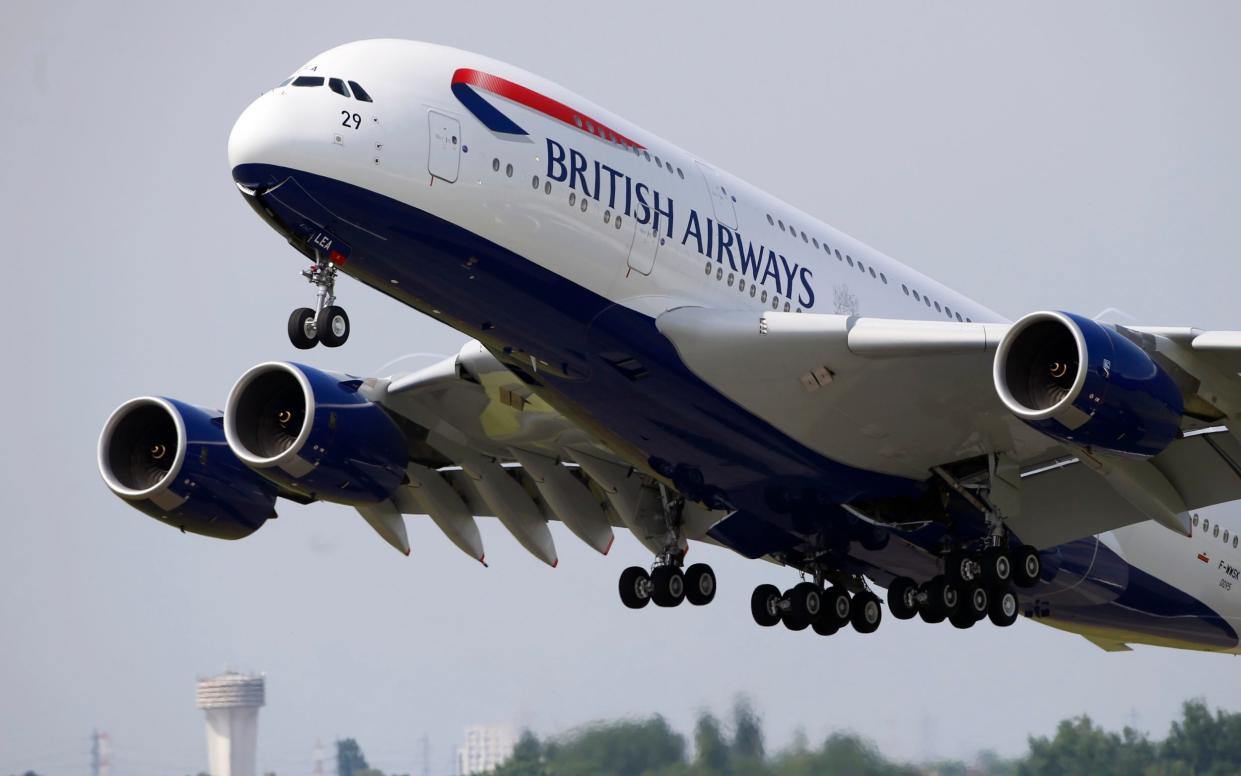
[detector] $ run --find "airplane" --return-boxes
[97,39,1241,653]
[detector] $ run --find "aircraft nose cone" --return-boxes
[228,94,285,184]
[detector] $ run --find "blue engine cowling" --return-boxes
[993,311,1184,457]
[97,397,278,539]
[224,362,408,504]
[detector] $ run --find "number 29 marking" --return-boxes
[340,111,362,130]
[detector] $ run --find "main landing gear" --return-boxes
[749,568,883,637]
[885,543,1040,630]
[618,485,717,611]
[288,253,351,349]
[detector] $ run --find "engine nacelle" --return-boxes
[98,397,278,539]
[224,362,407,504]
[994,311,1184,457]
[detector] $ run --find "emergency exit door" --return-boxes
[427,110,461,183]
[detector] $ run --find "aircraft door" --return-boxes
[427,110,461,183]
[696,161,737,229]
[627,221,662,276]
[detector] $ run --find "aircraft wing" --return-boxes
[656,307,1241,548]
[363,342,724,564]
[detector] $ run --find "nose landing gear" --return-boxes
[287,254,350,349]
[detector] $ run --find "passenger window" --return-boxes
[1204,519,1211,531]
[1193,514,1200,526]
[925,296,932,308]
[869,267,876,278]
[955,312,963,322]
[329,78,350,97]
[812,237,819,249]
[879,272,887,284]
[902,284,909,295]
[1224,530,1230,543]
[846,255,854,267]
[293,76,324,87]
[767,214,774,225]
[834,249,842,260]
[1214,525,1220,538]
[778,220,786,231]
[801,231,809,243]
[912,289,920,301]
[349,81,373,102]
[677,168,685,179]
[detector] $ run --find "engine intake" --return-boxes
[994,311,1184,457]
[98,397,277,539]
[224,362,408,504]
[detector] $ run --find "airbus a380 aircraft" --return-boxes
[99,40,1241,652]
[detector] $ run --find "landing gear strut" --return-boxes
[288,253,350,349]
[617,486,716,611]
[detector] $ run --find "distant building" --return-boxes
[455,724,515,775]
[196,671,266,776]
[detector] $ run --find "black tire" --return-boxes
[319,305,350,348]
[949,609,977,629]
[1013,545,1042,588]
[887,577,919,620]
[850,592,883,634]
[618,566,650,609]
[989,586,1020,627]
[981,547,1012,587]
[781,588,809,631]
[650,565,685,607]
[788,582,822,623]
[684,563,716,606]
[945,551,977,586]
[812,617,839,636]
[962,584,989,621]
[919,607,946,624]
[288,307,318,349]
[820,585,851,626]
[924,577,960,617]
[750,584,782,627]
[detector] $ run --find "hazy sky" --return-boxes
[5,2,1241,774]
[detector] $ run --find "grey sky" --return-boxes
[4,1,1241,773]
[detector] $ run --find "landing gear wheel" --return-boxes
[949,609,978,629]
[651,566,686,607]
[989,586,1020,627]
[318,305,350,348]
[288,307,318,349]
[1013,545,1041,588]
[962,584,989,621]
[684,563,716,606]
[981,547,1012,587]
[812,618,839,636]
[850,592,883,634]
[780,588,809,631]
[923,577,959,619]
[750,584,782,627]
[887,577,919,620]
[919,606,946,624]
[945,551,977,586]
[618,566,651,609]
[821,586,852,626]
[787,582,822,623]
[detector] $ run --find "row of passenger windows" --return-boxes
[283,75,373,102]
[763,211,972,322]
[1192,514,1239,548]
[704,260,801,313]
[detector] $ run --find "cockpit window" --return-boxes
[292,76,324,87]
[277,77,293,88]
[349,81,373,102]
[328,78,350,97]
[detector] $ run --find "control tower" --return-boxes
[196,672,266,776]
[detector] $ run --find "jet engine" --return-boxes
[993,311,1184,457]
[98,397,278,538]
[224,362,408,504]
